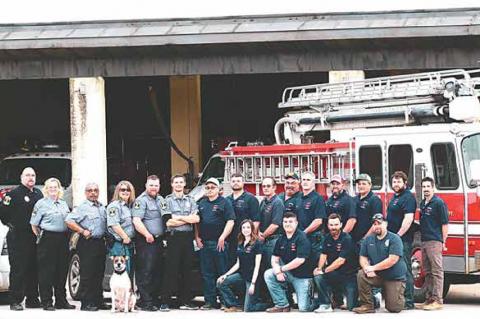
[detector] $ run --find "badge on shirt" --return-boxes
[304,202,312,210]
[24,196,30,203]
[3,195,11,206]
[290,243,296,251]
[134,201,140,209]
[108,207,118,217]
[212,204,219,212]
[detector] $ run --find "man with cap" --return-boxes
[386,171,417,310]
[226,173,260,268]
[278,172,301,214]
[195,177,235,310]
[353,213,407,314]
[0,167,43,310]
[326,174,356,233]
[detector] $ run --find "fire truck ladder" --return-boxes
[224,150,352,184]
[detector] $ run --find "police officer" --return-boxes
[226,173,260,267]
[30,177,73,311]
[326,174,356,233]
[0,167,42,311]
[278,172,301,214]
[295,171,326,260]
[195,177,235,310]
[386,171,417,310]
[132,175,167,311]
[66,183,108,311]
[159,174,200,311]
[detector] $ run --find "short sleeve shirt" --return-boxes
[387,189,417,242]
[295,191,326,231]
[227,191,260,235]
[106,200,135,241]
[322,231,356,275]
[197,196,235,241]
[0,185,43,232]
[131,192,167,236]
[66,200,107,238]
[360,231,407,280]
[259,194,285,234]
[30,197,69,232]
[237,239,263,282]
[164,193,198,232]
[326,190,356,226]
[420,195,449,242]
[351,191,383,242]
[278,191,301,214]
[273,229,312,278]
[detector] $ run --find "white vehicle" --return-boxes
[0,223,9,293]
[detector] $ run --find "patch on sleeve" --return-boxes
[108,207,118,217]
[161,201,167,210]
[133,201,141,209]
[2,195,11,206]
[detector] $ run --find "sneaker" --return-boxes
[314,304,333,313]
[10,303,24,311]
[179,303,199,310]
[353,304,375,314]
[266,306,290,313]
[224,306,242,312]
[159,304,170,312]
[415,299,433,310]
[200,303,215,310]
[140,304,158,312]
[423,301,443,311]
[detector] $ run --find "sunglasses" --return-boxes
[205,186,218,190]
[119,188,131,192]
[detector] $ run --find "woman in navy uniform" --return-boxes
[30,177,73,311]
[217,219,269,312]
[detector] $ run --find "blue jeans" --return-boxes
[402,240,414,308]
[217,273,270,312]
[264,268,314,312]
[199,240,229,305]
[314,271,358,310]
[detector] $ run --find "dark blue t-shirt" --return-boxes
[387,189,417,243]
[237,239,262,282]
[321,231,356,276]
[351,191,383,243]
[295,191,326,231]
[326,190,356,226]
[259,195,285,234]
[273,229,312,278]
[227,191,260,237]
[360,231,407,281]
[198,196,235,241]
[420,195,449,242]
[278,191,301,214]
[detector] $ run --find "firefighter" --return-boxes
[415,177,449,311]
[65,183,108,311]
[386,171,417,310]
[195,177,235,310]
[132,175,167,311]
[278,172,301,214]
[326,174,356,233]
[0,167,42,311]
[226,173,260,268]
[30,177,74,311]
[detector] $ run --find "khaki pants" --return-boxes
[421,241,444,303]
[357,270,405,313]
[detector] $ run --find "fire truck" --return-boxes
[190,69,480,301]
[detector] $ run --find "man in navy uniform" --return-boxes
[278,172,301,214]
[326,175,356,233]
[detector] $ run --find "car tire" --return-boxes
[68,253,81,301]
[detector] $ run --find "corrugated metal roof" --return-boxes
[0,8,479,50]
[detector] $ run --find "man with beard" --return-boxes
[313,213,357,312]
[226,173,260,267]
[326,175,356,233]
[278,172,301,214]
[353,214,406,314]
[0,167,43,311]
[386,171,416,310]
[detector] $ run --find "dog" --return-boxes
[110,255,136,313]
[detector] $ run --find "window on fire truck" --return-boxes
[462,133,480,188]
[431,143,459,190]
[359,145,382,190]
[388,145,414,187]
[199,156,225,184]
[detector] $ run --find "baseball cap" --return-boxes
[372,213,385,223]
[355,173,372,184]
[330,174,343,184]
[205,177,220,187]
[285,172,299,180]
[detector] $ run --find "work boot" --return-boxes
[25,298,41,308]
[415,299,433,310]
[10,303,24,311]
[266,306,290,313]
[353,304,375,314]
[423,301,443,311]
[224,306,242,312]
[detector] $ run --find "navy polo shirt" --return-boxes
[237,239,262,282]
[420,195,449,242]
[351,191,383,243]
[387,189,417,243]
[295,191,326,231]
[273,229,312,278]
[360,231,407,281]
[322,231,356,276]
[259,195,285,234]
[198,196,235,241]
[326,190,356,226]
[227,191,260,233]
[278,191,301,214]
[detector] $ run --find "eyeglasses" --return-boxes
[86,189,99,192]
[119,188,131,192]
[205,186,217,190]
[262,185,273,188]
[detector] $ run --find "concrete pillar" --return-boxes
[329,70,365,83]
[70,77,107,206]
[169,75,202,176]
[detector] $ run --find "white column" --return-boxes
[69,77,107,207]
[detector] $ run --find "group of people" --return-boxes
[0,167,449,314]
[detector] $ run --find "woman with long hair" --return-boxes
[217,219,269,312]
